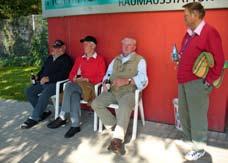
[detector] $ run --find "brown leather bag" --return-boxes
[75,80,95,105]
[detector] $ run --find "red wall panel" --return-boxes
[47,9,228,132]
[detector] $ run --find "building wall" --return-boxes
[47,9,228,132]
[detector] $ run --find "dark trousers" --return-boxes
[25,83,56,121]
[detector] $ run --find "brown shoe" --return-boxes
[107,138,125,155]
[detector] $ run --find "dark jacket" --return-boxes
[37,53,73,83]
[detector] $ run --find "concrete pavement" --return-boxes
[0,99,227,163]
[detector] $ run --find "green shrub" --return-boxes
[30,25,48,66]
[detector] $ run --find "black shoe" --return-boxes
[107,138,125,155]
[21,118,38,129]
[40,110,52,121]
[47,117,66,129]
[64,127,81,138]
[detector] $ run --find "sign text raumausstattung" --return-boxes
[42,0,228,18]
[119,0,214,7]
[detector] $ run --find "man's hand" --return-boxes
[40,76,49,85]
[73,76,78,82]
[112,78,129,88]
[203,80,211,87]
[73,77,89,83]
[102,84,108,93]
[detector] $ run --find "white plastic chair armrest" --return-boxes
[54,79,69,119]
[94,82,102,96]
[63,80,71,90]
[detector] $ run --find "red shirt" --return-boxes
[68,53,106,85]
[177,23,225,84]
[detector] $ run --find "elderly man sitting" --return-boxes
[47,36,106,138]
[91,37,148,154]
[21,40,73,129]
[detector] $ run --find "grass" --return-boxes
[0,66,40,101]
[0,61,227,101]
[224,61,228,69]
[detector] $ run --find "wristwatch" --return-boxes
[128,78,132,85]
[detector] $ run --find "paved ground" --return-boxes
[0,99,228,163]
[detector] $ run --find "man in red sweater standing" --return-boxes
[47,36,106,138]
[175,2,225,161]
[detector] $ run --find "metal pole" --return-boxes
[32,15,35,31]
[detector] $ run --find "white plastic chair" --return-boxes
[95,83,148,141]
[172,98,183,131]
[51,79,101,131]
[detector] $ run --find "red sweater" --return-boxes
[177,24,224,84]
[68,54,106,85]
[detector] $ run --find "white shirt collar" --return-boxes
[120,52,135,58]
[187,20,205,36]
[53,54,62,61]
[82,52,97,59]
[119,52,135,63]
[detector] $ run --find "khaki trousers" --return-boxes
[178,79,213,150]
[91,91,135,141]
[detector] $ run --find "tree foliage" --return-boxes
[0,0,41,19]
[0,15,48,67]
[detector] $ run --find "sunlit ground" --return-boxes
[0,99,228,163]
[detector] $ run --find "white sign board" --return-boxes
[42,0,228,18]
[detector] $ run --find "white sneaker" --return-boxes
[185,150,205,161]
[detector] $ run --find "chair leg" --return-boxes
[131,105,139,141]
[50,96,57,118]
[98,119,103,132]
[79,108,82,117]
[55,82,61,119]
[51,95,59,120]
[51,96,56,108]
[94,112,98,131]
[139,98,145,126]
[55,105,59,119]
